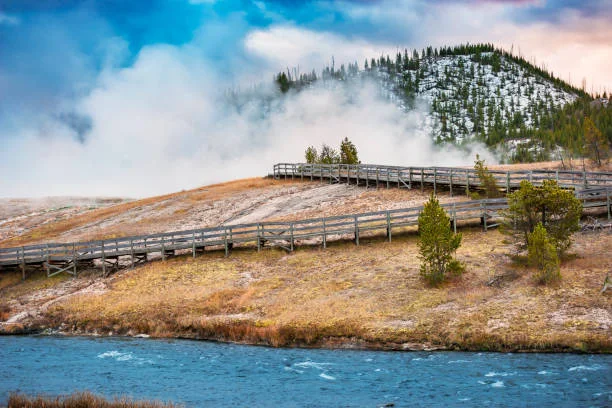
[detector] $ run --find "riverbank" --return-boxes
[2,228,610,353]
[7,392,178,408]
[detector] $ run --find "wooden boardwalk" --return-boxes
[272,163,612,194]
[1,164,611,280]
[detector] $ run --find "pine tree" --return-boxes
[418,194,464,286]
[528,223,561,284]
[339,137,360,164]
[474,155,502,198]
[502,180,581,255]
[305,146,318,164]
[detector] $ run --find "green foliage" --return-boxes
[303,138,360,164]
[583,116,610,167]
[275,72,291,93]
[502,180,581,255]
[339,137,360,164]
[418,194,464,286]
[528,223,561,284]
[274,42,612,160]
[473,154,502,198]
[305,146,318,164]
[318,144,339,164]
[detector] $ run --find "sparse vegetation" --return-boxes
[417,194,464,286]
[8,392,178,408]
[304,137,359,164]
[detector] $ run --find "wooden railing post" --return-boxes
[72,243,77,277]
[449,169,453,197]
[224,228,229,257]
[20,247,25,281]
[192,232,196,258]
[161,236,166,261]
[606,188,612,219]
[322,219,327,248]
[131,239,135,268]
[290,223,294,252]
[409,168,413,189]
[433,168,437,195]
[506,171,510,193]
[386,211,392,242]
[257,224,261,252]
[466,169,470,194]
[101,241,106,276]
[354,216,359,246]
[420,168,424,192]
[45,244,50,277]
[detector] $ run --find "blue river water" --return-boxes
[0,336,610,407]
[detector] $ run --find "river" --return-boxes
[1,336,610,407]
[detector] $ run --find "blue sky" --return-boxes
[1,0,610,197]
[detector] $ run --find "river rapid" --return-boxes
[1,336,610,407]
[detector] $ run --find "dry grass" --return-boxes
[8,392,179,408]
[16,228,608,352]
[0,178,297,247]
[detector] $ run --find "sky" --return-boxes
[0,0,610,198]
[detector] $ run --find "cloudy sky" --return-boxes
[1,0,610,197]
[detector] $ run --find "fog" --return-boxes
[1,41,493,199]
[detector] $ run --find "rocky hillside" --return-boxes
[273,44,610,163]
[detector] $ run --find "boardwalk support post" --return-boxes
[101,241,106,276]
[420,169,424,192]
[322,219,327,248]
[72,243,77,277]
[506,171,510,193]
[433,168,437,195]
[131,240,135,268]
[386,211,392,242]
[224,228,229,257]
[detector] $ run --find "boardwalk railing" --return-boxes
[272,163,612,194]
[1,185,610,279]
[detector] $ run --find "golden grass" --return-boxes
[8,228,601,351]
[8,392,179,408]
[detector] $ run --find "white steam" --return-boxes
[1,36,493,198]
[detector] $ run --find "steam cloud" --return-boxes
[1,36,494,199]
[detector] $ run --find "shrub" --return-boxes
[502,180,581,255]
[474,154,502,198]
[418,193,464,286]
[528,223,561,284]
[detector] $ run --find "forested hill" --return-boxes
[273,43,611,163]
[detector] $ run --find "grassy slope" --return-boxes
[1,168,610,352]
[9,228,606,352]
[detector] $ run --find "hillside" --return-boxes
[273,43,611,163]
[0,168,610,352]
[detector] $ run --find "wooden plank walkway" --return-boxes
[1,165,611,280]
[272,163,612,194]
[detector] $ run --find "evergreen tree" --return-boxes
[418,194,464,286]
[305,146,318,164]
[502,180,581,255]
[474,155,502,198]
[528,223,561,284]
[339,137,360,164]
